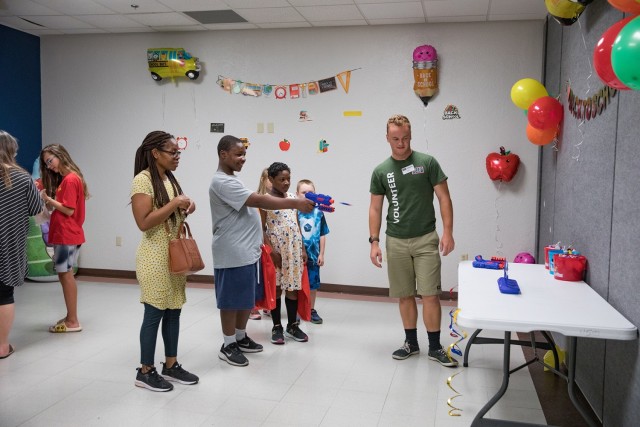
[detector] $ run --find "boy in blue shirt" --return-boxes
[296,179,330,324]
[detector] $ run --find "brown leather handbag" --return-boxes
[168,221,205,275]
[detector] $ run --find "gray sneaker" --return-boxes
[135,367,173,392]
[218,342,249,367]
[161,362,199,384]
[285,322,308,342]
[392,341,420,360]
[428,347,459,367]
[237,335,264,353]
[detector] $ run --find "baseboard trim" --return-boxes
[77,268,457,300]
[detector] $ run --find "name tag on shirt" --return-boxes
[401,164,415,175]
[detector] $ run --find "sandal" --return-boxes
[0,345,15,359]
[49,320,82,333]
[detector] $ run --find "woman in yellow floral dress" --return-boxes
[130,131,198,392]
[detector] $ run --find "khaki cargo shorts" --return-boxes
[386,230,441,297]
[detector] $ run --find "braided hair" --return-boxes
[134,131,183,226]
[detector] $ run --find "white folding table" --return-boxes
[457,261,637,427]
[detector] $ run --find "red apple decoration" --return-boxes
[486,146,520,182]
[279,139,290,151]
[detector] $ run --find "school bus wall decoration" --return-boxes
[147,48,201,82]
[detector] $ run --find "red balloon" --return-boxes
[526,123,557,146]
[528,96,564,130]
[608,0,640,14]
[594,16,635,90]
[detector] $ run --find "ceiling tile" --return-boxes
[25,15,97,29]
[290,0,353,5]
[358,2,424,20]
[234,7,305,23]
[423,0,489,18]
[31,0,116,15]
[0,0,58,16]
[354,0,415,3]
[93,0,172,14]
[428,15,485,23]
[184,10,246,24]
[156,0,229,11]
[311,19,368,27]
[149,25,205,31]
[108,26,155,32]
[368,17,426,25]
[201,22,259,30]
[224,0,290,7]
[490,0,547,16]
[77,14,147,28]
[296,5,364,21]
[126,12,197,26]
[257,22,312,29]
[0,16,47,29]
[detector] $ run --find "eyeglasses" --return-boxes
[157,148,182,158]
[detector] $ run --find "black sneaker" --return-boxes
[392,341,420,360]
[428,347,459,367]
[237,335,264,353]
[285,322,309,342]
[310,309,323,324]
[161,362,199,384]
[135,367,174,392]
[218,342,249,367]
[271,325,285,345]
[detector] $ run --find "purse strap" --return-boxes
[164,220,188,239]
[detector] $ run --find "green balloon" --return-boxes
[612,15,640,91]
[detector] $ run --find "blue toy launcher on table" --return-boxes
[497,261,521,294]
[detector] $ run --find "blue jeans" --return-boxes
[139,303,181,365]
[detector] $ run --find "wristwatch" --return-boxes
[368,236,380,243]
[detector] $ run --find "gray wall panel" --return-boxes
[604,86,640,426]
[540,3,639,425]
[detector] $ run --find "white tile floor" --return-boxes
[0,280,548,427]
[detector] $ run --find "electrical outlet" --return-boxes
[267,122,274,133]
[460,253,468,261]
[257,123,264,133]
[116,236,122,246]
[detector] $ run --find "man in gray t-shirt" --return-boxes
[209,135,313,367]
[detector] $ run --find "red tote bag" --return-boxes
[297,265,312,321]
[256,245,277,311]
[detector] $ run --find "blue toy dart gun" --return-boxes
[305,192,335,213]
[472,255,506,269]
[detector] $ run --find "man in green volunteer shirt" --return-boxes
[368,114,457,367]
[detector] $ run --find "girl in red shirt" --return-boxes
[40,144,89,333]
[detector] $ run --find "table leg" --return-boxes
[567,337,600,427]
[472,331,512,426]
[464,328,484,367]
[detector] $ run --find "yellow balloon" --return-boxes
[510,78,548,110]
[545,0,585,19]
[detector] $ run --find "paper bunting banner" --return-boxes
[337,71,351,93]
[216,68,360,99]
[176,136,188,150]
[318,77,337,93]
[566,83,617,121]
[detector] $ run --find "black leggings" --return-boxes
[139,303,181,365]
